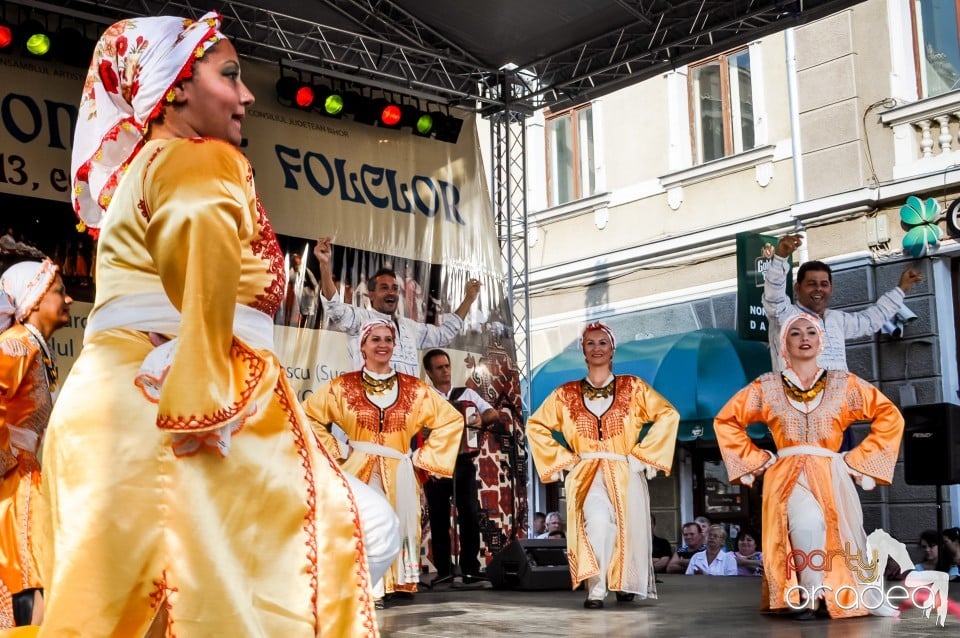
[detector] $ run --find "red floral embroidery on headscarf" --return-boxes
[115,35,128,57]
[98,60,120,94]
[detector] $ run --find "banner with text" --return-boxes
[1,51,527,551]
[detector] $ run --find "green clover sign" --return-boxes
[900,195,941,258]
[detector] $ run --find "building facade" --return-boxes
[509,0,960,550]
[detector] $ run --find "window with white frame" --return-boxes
[912,0,960,98]
[545,104,595,206]
[689,48,755,164]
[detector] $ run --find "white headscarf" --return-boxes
[780,313,825,369]
[0,260,59,332]
[71,12,225,232]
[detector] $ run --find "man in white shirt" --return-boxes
[535,512,564,539]
[314,237,481,376]
[423,349,501,584]
[685,525,737,576]
[763,234,924,372]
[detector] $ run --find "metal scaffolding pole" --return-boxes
[489,71,541,526]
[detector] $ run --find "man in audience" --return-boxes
[667,522,706,574]
[541,512,563,538]
[651,514,672,573]
[531,512,547,538]
[695,515,711,535]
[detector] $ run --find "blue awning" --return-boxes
[531,329,772,441]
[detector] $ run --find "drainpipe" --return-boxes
[786,27,804,205]
[785,27,810,263]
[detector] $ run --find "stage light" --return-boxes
[400,105,434,137]
[0,21,13,51]
[55,27,96,67]
[379,101,402,127]
[276,76,301,106]
[20,20,51,57]
[313,85,345,117]
[432,112,464,144]
[294,84,315,109]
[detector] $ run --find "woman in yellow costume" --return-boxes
[715,314,904,620]
[0,261,72,628]
[36,12,380,637]
[526,322,679,608]
[304,319,462,607]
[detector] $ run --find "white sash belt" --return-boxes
[85,292,275,354]
[350,440,420,585]
[8,425,39,457]
[579,452,628,462]
[777,445,838,459]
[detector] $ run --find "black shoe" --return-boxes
[584,598,604,609]
[615,592,635,602]
[374,599,385,610]
[461,573,488,585]
[792,608,816,621]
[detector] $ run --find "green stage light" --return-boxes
[20,20,51,57]
[323,93,344,116]
[415,113,434,135]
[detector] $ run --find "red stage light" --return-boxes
[380,103,401,127]
[295,85,315,108]
[0,24,12,50]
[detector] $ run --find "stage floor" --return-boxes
[377,574,959,637]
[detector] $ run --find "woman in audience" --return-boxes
[733,528,763,576]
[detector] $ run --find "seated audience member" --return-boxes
[667,522,706,573]
[531,512,546,539]
[695,515,711,535]
[686,525,737,576]
[536,511,563,539]
[914,530,952,575]
[651,514,672,573]
[733,528,763,576]
[941,527,960,579]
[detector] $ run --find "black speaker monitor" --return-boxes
[487,539,571,590]
[903,403,960,486]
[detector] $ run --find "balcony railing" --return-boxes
[880,90,960,179]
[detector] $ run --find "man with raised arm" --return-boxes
[762,234,924,371]
[314,236,481,376]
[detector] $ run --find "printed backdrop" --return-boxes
[0,50,528,571]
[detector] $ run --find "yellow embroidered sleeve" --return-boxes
[301,380,349,458]
[526,390,579,482]
[143,139,265,433]
[629,380,680,475]
[412,386,463,478]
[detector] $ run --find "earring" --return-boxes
[165,89,176,103]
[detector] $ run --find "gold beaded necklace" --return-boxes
[361,371,397,395]
[581,378,615,401]
[781,371,827,403]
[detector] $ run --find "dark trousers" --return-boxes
[425,454,481,577]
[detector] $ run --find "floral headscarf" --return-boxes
[71,12,225,234]
[780,313,825,369]
[359,319,396,347]
[581,321,616,352]
[0,260,59,331]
